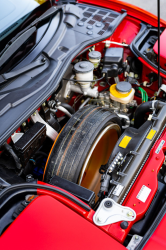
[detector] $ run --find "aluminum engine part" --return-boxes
[93,198,136,226]
[63,77,98,98]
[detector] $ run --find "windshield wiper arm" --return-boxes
[0,27,37,68]
[0,6,60,63]
[0,58,46,85]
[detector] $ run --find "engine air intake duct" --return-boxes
[134,101,158,129]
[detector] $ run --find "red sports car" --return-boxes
[0,0,166,249]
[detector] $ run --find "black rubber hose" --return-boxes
[0,183,91,212]
[1,143,22,170]
[134,101,158,129]
[60,102,75,114]
[135,201,166,250]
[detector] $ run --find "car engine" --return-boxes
[1,1,166,248]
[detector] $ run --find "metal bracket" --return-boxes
[117,171,127,177]
[110,179,120,186]
[93,198,136,226]
[129,151,140,156]
[151,115,158,121]
[127,235,143,250]
[31,110,58,141]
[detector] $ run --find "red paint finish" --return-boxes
[107,15,141,61]
[86,15,140,59]
[139,57,166,79]
[111,16,141,46]
[143,214,166,250]
[153,29,166,70]
[105,129,166,243]
[79,0,166,27]
[37,181,90,217]
[0,195,126,250]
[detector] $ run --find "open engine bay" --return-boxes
[1,1,166,249]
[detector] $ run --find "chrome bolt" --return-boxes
[97,216,103,222]
[22,122,26,127]
[42,57,46,62]
[127,211,133,217]
[135,235,139,240]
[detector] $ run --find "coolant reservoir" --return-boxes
[88,51,101,68]
[110,82,135,104]
[74,61,94,89]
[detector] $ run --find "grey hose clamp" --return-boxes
[151,100,158,114]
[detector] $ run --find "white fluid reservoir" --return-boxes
[88,51,101,68]
[74,61,94,90]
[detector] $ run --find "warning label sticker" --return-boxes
[113,184,124,197]
[155,140,165,154]
[136,185,151,203]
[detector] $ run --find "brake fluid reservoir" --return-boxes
[110,82,135,104]
[74,61,94,89]
[88,51,101,68]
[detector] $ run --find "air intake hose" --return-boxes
[134,100,159,128]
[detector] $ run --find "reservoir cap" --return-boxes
[74,61,94,73]
[116,81,132,93]
[89,51,101,60]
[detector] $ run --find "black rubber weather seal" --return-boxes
[135,201,166,249]
[130,23,166,76]
[0,183,91,211]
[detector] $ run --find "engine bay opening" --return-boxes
[1,2,166,249]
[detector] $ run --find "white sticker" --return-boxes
[113,184,124,197]
[155,140,165,154]
[136,185,151,203]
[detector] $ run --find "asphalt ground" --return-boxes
[120,0,166,21]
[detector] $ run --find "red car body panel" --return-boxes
[0,195,126,250]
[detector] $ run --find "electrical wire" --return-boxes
[79,98,90,109]
[50,106,72,118]
[106,78,111,86]
[138,87,148,102]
